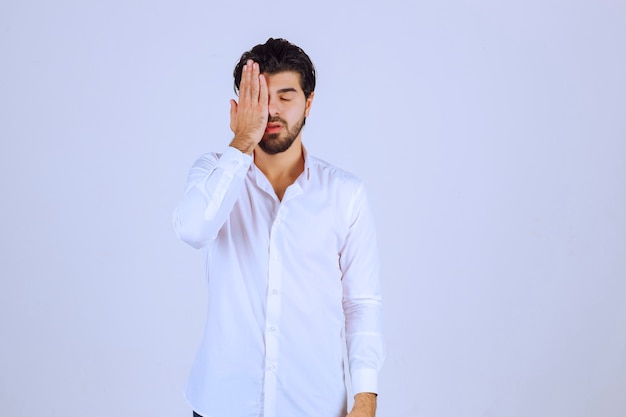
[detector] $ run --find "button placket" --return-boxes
[263,206,285,417]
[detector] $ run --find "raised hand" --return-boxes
[229,60,268,154]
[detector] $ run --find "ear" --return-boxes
[304,92,315,117]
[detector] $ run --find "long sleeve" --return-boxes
[173,146,252,249]
[340,183,385,395]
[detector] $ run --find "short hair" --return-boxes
[233,38,316,99]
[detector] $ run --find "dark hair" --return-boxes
[233,38,316,99]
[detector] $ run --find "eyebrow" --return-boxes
[276,88,298,94]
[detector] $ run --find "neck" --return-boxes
[254,137,305,179]
[254,137,305,201]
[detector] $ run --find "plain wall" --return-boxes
[1,1,625,416]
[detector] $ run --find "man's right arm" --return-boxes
[173,60,268,248]
[174,60,267,248]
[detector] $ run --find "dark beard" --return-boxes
[258,115,306,155]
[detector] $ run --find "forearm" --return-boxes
[173,147,251,248]
[344,297,384,394]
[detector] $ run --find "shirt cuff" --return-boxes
[351,368,379,395]
[216,146,253,178]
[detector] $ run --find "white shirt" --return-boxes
[173,146,384,417]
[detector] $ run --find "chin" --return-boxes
[259,136,295,155]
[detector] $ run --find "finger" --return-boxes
[249,61,260,102]
[229,99,238,132]
[258,73,268,111]
[239,61,251,99]
[245,60,256,100]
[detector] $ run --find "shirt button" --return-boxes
[272,289,279,295]
[269,326,276,331]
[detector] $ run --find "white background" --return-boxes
[1,1,625,416]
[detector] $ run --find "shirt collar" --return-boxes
[249,145,312,199]
[250,146,312,179]
[302,146,312,182]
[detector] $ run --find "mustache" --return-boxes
[268,116,287,124]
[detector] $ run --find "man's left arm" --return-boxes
[340,182,385,417]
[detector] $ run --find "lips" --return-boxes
[265,123,282,133]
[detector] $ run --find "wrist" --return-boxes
[229,136,257,155]
[352,392,377,412]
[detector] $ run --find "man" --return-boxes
[173,38,384,417]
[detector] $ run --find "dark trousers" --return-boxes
[193,412,202,417]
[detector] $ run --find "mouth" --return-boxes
[265,123,282,134]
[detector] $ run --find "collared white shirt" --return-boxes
[173,146,384,417]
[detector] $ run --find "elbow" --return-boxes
[180,234,208,249]
[343,297,383,314]
[173,212,210,249]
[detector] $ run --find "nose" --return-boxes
[268,96,280,116]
